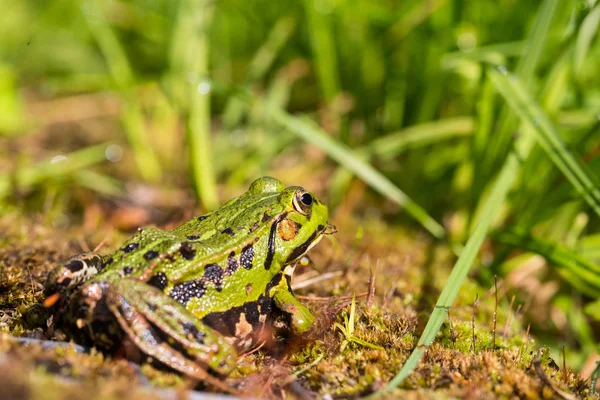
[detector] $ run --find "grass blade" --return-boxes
[222,16,297,127]
[581,234,600,260]
[303,0,340,103]
[328,117,474,206]
[368,114,538,399]
[496,231,600,297]
[574,4,600,74]
[83,0,161,182]
[479,0,559,189]
[488,67,600,217]
[74,170,123,196]
[367,117,474,158]
[171,0,218,209]
[387,0,449,41]
[0,144,110,199]
[266,106,446,239]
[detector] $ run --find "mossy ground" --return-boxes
[0,209,595,399]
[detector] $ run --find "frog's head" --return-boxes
[254,177,332,267]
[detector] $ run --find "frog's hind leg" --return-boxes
[104,278,238,393]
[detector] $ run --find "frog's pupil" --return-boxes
[301,193,313,206]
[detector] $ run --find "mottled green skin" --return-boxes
[112,177,327,318]
[45,177,330,382]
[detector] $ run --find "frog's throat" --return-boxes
[286,232,324,265]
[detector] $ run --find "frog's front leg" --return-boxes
[101,278,238,392]
[270,265,315,334]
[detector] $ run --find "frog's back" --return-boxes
[97,178,290,318]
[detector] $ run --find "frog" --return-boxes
[43,176,333,391]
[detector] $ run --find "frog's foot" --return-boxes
[103,278,238,393]
[271,268,316,335]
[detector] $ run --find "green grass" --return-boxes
[2,0,600,395]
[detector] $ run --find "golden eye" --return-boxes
[293,189,313,215]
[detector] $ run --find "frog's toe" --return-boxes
[104,279,237,392]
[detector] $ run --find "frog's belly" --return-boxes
[201,293,290,351]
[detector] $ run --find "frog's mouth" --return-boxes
[285,223,333,264]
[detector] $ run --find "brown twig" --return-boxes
[533,350,576,400]
[77,235,91,253]
[562,345,568,384]
[521,323,531,358]
[503,295,516,341]
[471,293,479,353]
[93,232,113,252]
[492,276,497,350]
[291,271,343,290]
[297,292,368,302]
[366,261,379,311]
[238,341,266,359]
[448,308,457,348]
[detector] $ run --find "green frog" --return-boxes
[44,177,333,391]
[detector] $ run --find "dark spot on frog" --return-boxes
[240,244,254,270]
[144,250,159,261]
[59,277,72,288]
[243,302,260,325]
[117,297,135,320]
[250,222,259,232]
[226,251,238,275]
[170,280,206,304]
[65,259,84,272]
[245,283,252,296]
[265,212,288,270]
[219,360,228,369]
[263,273,282,302]
[257,293,273,316]
[182,322,205,344]
[203,263,224,291]
[266,272,283,292]
[123,266,133,275]
[100,257,113,271]
[123,243,139,253]
[186,234,200,240]
[202,306,245,337]
[147,302,157,311]
[147,272,169,290]
[262,211,270,222]
[197,215,208,221]
[285,231,318,263]
[318,224,325,232]
[256,274,281,315]
[221,227,235,236]
[284,273,293,290]
[179,242,196,260]
[140,328,161,346]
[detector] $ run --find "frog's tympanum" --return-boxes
[44,177,332,389]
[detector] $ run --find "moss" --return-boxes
[0,215,594,399]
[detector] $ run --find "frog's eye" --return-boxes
[293,189,313,215]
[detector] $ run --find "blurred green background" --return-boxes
[2,0,600,379]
